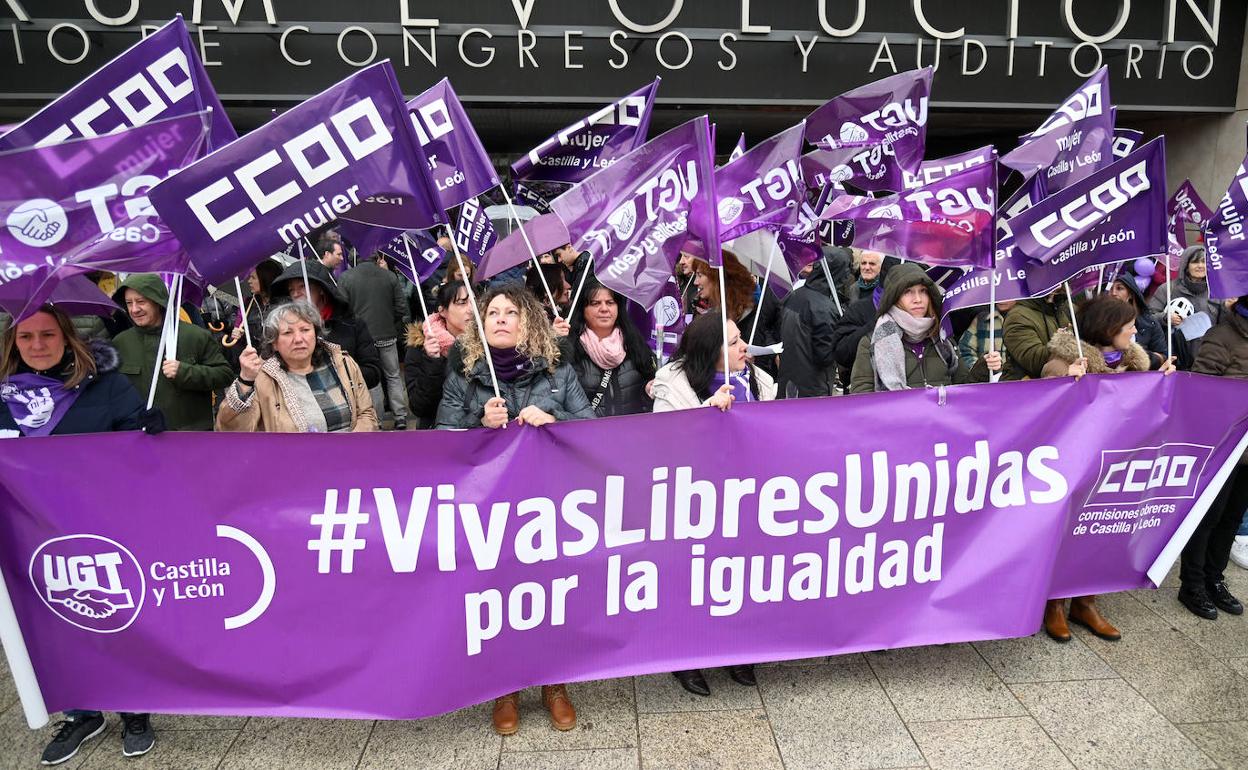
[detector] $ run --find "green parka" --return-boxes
[111,273,234,430]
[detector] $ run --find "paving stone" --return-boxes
[638,709,780,770]
[1066,592,1174,636]
[81,728,237,769]
[0,650,16,713]
[1083,629,1248,723]
[358,704,499,770]
[634,668,762,713]
[1177,721,1248,770]
[866,643,1025,722]
[1131,586,1248,658]
[500,747,638,770]
[973,633,1118,684]
[1011,678,1214,769]
[0,705,111,770]
[908,716,1074,769]
[218,717,372,770]
[500,678,636,752]
[151,713,248,730]
[758,662,923,770]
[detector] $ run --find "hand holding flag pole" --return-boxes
[232,277,253,349]
[444,223,501,400]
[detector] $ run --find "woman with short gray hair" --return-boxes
[215,301,377,433]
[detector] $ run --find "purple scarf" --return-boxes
[1235,301,1248,320]
[488,346,529,382]
[1103,349,1125,368]
[1,373,82,437]
[710,369,753,404]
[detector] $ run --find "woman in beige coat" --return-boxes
[216,301,377,433]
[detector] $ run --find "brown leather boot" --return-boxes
[492,693,520,735]
[542,684,576,731]
[1044,599,1071,642]
[1069,595,1121,641]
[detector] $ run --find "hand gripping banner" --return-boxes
[1,375,1246,723]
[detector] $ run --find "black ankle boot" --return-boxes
[727,664,756,687]
[672,669,710,697]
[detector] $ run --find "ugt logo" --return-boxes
[29,535,145,633]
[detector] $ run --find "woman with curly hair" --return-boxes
[692,250,781,373]
[434,285,592,734]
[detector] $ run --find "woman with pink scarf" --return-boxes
[567,279,658,417]
[403,281,474,428]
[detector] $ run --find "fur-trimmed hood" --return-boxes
[87,338,120,375]
[1045,327,1150,374]
[405,322,424,347]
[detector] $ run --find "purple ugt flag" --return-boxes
[0,112,211,320]
[551,116,719,308]
[1002,67,1113,194]
[149,62,444,287]
[511,79,659,185]
[804,67,931,193]
[1008,138,1167,276]
[716,122,806,243]
[729,133,747,162]
[407,79,500,209]
[824,160,998,269]
[0,17,235,155]
[1205,155,1248,300]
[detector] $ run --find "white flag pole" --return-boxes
[717,259,732,383]
[568,255,594,318]
[749,235,778,347]
[0,567,48,728]
[233,276,253,349]
[988,269,997,352]
[444,223,500,399]
[1164,256,1174,362]
[296,239,312,301]
[498,184,561,318]
[1064,281,1083,354]
[819,257,842,315]
[402,236,432,321]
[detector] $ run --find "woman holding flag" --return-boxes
[1040,295,1176,641]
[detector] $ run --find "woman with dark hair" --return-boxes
[216,301,377,433]
[526,262,572,331]
[434,284,592,734]
[1,305,155,763]
[567,278,658,417]
[226,259,282,349]
[650,311,774,696]
[1040,295,1175,642]
[849,263,1000,393]
[403,281,473,428]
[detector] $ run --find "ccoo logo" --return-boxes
[29,534,145,633]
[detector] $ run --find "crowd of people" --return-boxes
[3,226,1248,760]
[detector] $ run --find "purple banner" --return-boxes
[551,116,718,308]
[903,146,995,190]
[1,375,1246,720]
[511,79,659,184]
[0,112,211,319]
[408,79,500,209]
[149,63,444,287]
[1205,153,1248,299]
[1002,67,1114,194]
[452,196,499,265]
[0,18,235,155]
[715,123,805,242]
[513,181,559,215]
[824,161,997,268]
[805,68,931,193]
[1007,139,1167,288]
[1113,128,1145,160]
[476,213,568,281]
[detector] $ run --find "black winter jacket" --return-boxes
[778,267,844,398]
[270,261,383,388]
[435,355,596,429]
[403,326,456,428]
[571,355,653,417]
[0,341,142,436]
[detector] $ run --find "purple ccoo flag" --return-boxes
[716,123,806,243]
[823,160,998,269]
[0,112,211,319]
[1002,67,1113,194]
[148,62,444,287]
[511,79,659,185]
[1007,138,1167,278]
[551,116,719,308]
[0,17,235,154]
[1113,128,1145,160]
[407,79,500,209]
[451,196,499,264]
[904,146,995,190]
[1204,154,1248,299]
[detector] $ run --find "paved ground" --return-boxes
[5,564,1248,769]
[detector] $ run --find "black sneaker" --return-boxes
[1178,586,1219,620]
[393,419,407,431]
[1209,581,1244,615]
[40,712,106,765]
[120,713,155,758]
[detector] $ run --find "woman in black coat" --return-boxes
[0,304,155,763]
[567,279,657,417]
[403,281,473,428]
[1,305,141,437]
